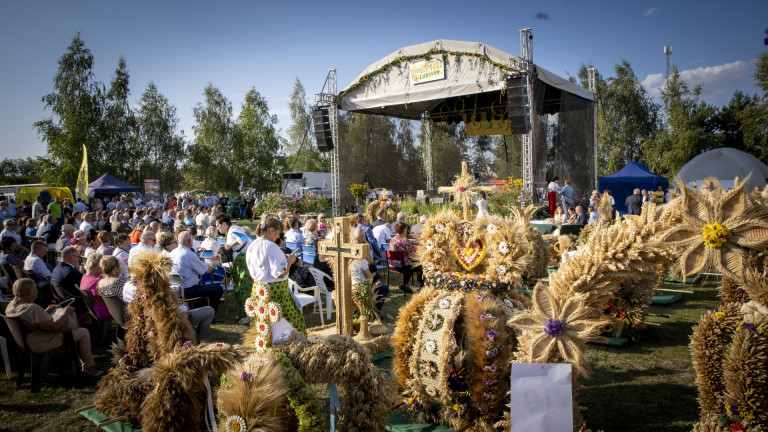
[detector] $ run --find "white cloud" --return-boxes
[641,60,753,100]
[644,7,656,17]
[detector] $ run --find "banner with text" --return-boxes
[410,59,445,85]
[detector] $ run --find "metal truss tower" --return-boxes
[588,67,599,190]
[315,68,341,217]
[519,27,536,202]
[422,113,434,190]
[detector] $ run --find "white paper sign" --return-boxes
[510,363,573,432]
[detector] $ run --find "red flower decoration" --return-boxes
[732,423,745,431]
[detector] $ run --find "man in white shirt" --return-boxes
[1,219,26,252]
[32,196,44,220]
[170,231,222,312]
[79,213,94,234]
[24,241,52,288]
[128,230,156,268]
[73,198,88,212]
[195,208,210,232]
[410,215,429,238]
[372,222,391,248]
[216,214,249,262]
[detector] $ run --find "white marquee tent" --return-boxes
[674,147,768,191]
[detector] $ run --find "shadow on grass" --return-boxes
[579,381,698,432]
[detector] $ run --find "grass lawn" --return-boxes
[0,256,723,431]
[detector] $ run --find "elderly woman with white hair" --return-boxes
[5,278,103,377]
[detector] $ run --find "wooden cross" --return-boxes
[437,161,495,220]
[318,217,370,335]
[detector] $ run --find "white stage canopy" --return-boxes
[338,39,594,120]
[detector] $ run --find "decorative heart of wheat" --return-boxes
[453,239,487,270]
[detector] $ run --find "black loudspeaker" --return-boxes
[312,108,334,152]
[506,75,531,134]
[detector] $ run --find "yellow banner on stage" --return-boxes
[76,143,89,204]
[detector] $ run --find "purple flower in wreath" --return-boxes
[480,312,496,321]
[120,355,133,365]
[482,364,499,372]
[475,294,488,302]
[710,306,719,313]
[486,347,501,358]
[483,391,496,400]
[134,326,141,334]
[740,322,758,334]
[483,378,498,386]
[182,340,193,349]
[543,318,565,338]
[730,404,740,416]
[484,329,500,342]
[130,347,138,354]
[241,371,253,381]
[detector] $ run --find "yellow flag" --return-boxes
[76,143,89,204]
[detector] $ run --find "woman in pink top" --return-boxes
[79,252,110,319]
[388,222,423,293]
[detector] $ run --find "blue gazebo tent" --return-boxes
[88,173,139,198]
[598,162,668,214]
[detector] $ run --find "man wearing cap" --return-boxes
[56,224,76,252]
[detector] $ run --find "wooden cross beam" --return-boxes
[318,217,369,335]
[437,161,496,220]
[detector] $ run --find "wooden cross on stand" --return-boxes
[437,161,495,220]
[318,217,370,335]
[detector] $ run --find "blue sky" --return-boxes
[0,0,765,160]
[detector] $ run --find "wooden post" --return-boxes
[318,217,369,335]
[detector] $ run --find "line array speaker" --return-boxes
[312,108,334,152]
[506,75,531,134]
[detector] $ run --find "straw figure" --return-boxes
[94,252,246,431]
[392,212,534,430]
[672,179,768,432]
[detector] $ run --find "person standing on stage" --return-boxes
[547,177,561,216]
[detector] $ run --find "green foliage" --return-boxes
[254,192,293,214]
[737,52,768,162]
[284,78,329,172]
[34,33,104,187]
[235,88,284,192]
[0,157,43,185]
[579,60,659,176]
[101,57,138,184]
[296,194,329,214]
[421,121,468,187]
[487,176,525,216]
[271,350,325,432]
[396,197,444,215]
[136,82,186,193]
[642,68,719,177]
[184,85,285,194]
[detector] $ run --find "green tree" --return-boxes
[642,68,719,177]
[185,84,233,192]
[0,157,43,185]
[738,52,768,162]
[102,56,138,183]
[284,78,328,172]
[578,60,658,175]
[422,121,468,187]
[34,33,105,187]
[136,82,186,193]
[234,87,284,193]
[711,91,758,150]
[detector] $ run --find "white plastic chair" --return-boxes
[308,267,334,321]
[288,279,324,325]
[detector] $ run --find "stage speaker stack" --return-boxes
[506,75,532,134]
[312,107,334,152]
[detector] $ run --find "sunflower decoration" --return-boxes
[508,284,609,377]
[656,177,768,281]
